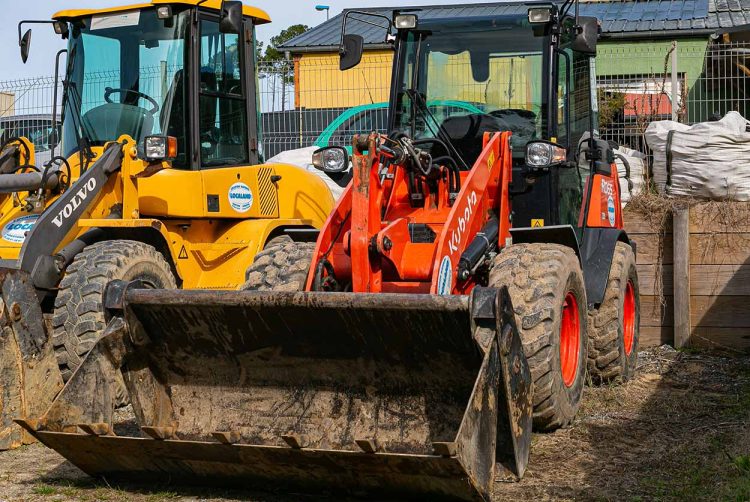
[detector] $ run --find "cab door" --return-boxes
[196,15,277,219]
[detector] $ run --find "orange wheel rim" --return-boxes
[623,281,636,355]
[560,292,580,388]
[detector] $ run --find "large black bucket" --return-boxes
[18,285,531,500]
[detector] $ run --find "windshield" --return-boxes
[393,18,544,159]
[63,8,190,166]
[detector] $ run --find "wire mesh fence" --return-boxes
[4,41,750,163]
[0,76,61,165]
[595,40,750,156]
[258,55,392,158]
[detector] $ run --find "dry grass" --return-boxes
[498,345,750,501]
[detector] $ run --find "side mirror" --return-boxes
[47,128,60,150]
[572,16,598,55]
[312,146,349,173]
[339,34,364,71]
[20,29,31,63]
[578,136,614,175]
[219,1,243,34]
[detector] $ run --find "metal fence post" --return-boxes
[671,40,679,122]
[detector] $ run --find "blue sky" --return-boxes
[2,0,482,80]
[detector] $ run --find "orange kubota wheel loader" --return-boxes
[19,2,639,500]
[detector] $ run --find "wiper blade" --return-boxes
[406,89,469,170]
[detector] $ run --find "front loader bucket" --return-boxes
[19,285,532,500]
[0,270,63,449]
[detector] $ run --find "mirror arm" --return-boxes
[340,10,393,47]
[18,20,65,43]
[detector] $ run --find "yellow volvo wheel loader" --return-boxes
[0,0,334,450]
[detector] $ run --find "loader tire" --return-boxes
[52,240,176,404]
[242,238,315,291]
[489,243,587,431]
[587,242,640,384]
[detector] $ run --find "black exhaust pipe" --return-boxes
[0,172,59,193]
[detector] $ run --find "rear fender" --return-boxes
[509,225,581,258]
[580,227,632,306]
[264,162,336,224]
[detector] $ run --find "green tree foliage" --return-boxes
[257,24,309,110]
[259,24,309,63]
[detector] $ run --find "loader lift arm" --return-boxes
[7,142,123,290]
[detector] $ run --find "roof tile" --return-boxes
[281,0,731,50]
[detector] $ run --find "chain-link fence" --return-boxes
[4,41,750,162]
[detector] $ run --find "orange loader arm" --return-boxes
[305,131,514,295]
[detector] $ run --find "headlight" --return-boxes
[144,135,177,161]
[394,14,418,30]
[156,6,173,19]
[525,141,567,168]
[527,7,552,24]
[312,146,349,173]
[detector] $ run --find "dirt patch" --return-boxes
[1,346,749,501]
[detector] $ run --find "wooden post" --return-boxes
[673,206,690,348]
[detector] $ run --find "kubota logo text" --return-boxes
[448,190,478,254]
[52,178,97,228]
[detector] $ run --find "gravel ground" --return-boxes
[1,346,748,501]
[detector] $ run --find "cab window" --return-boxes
[199,19,248,167]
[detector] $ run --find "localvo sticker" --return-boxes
[2,215,39,243]
[228,182,253,213]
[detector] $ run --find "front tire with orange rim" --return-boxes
[587,241,640,383]
[489,243,587,431]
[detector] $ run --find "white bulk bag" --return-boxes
[645,111,750,200]
[613,145,646,205]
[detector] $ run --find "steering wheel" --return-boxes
[104,87,160,115]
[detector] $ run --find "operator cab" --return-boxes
[19,1,268,171]
[330,3,600,235]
